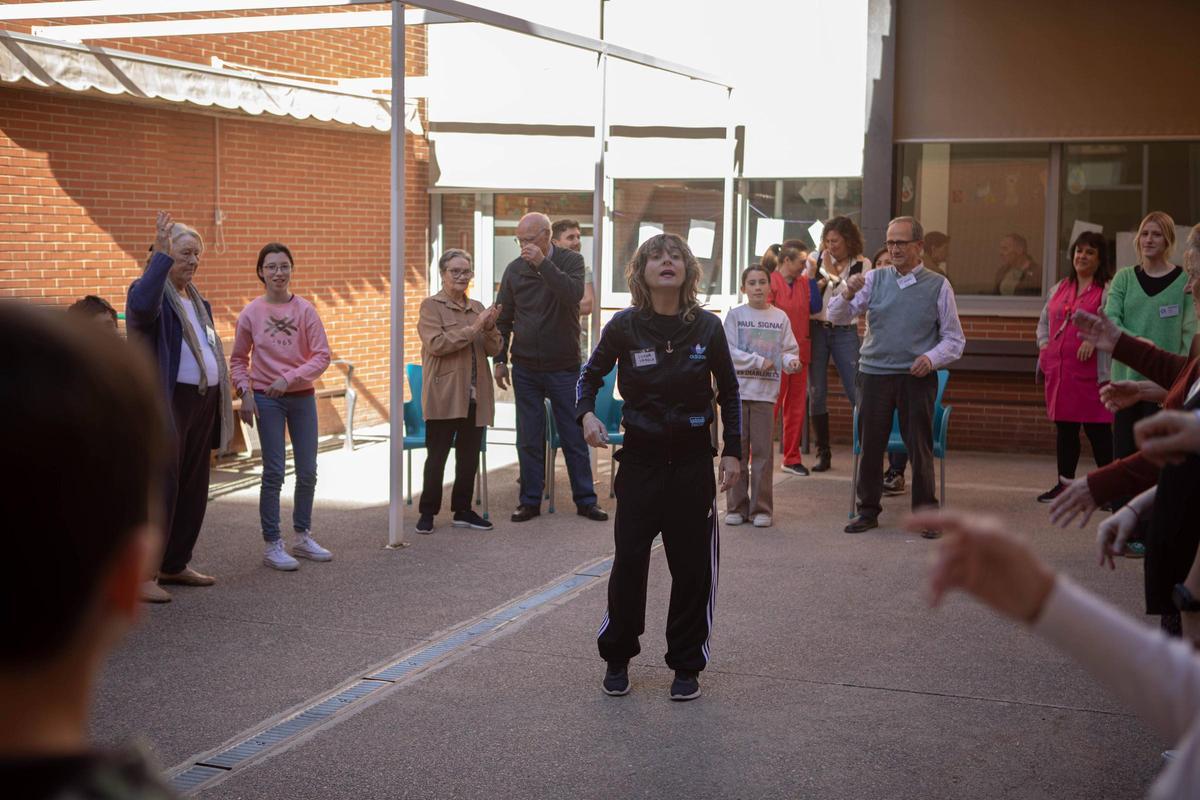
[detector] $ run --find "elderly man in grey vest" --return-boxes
[827,216,966,536]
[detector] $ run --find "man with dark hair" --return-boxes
[68,294,120,333]
[0,302,175,798]
[552,218,596,355]
[495,212,606,523]
[829,216,965,536]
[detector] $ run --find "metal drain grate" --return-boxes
[167,553,619,794]
[168,764,228,792]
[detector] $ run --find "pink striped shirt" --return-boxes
[229,295,331,394]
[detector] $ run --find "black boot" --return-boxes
[812,413,832,472]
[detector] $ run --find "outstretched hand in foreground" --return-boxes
[907,509,1056,625]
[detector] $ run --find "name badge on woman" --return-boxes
[1159,304,1180,319]
[205,325,217,348]
[632,348,657,367]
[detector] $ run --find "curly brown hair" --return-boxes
[822,216,864,258]
[626,233,703,321]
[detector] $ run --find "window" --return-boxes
[1058,143,1200,279]
[896,143,1049,297]
[740,178,863,292]
[611,179,725,298]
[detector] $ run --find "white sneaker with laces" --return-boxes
[752,513,772,528]
[264,540,300,571]
[724,512,745,526]
[292,532,333,562]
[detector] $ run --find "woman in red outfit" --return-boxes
[769,239,813,475]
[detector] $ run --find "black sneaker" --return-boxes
[602,662,630,696]
[669,670,701,701]
[452,510,494,530]
[882,469,905,495]
[844,515,879,534]
[781,462,810,476]
[1037,484,1065,503]
[415,513,434,534]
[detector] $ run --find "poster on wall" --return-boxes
[807,220,825,250]
[638,222,664,246]
[1116,232,1136,268]
[687,219,716,260]
[754,218,785,255]
[1069,220,1103,246]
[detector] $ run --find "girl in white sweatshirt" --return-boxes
[723,264,802,527]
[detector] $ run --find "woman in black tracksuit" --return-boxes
[576,232,742,702]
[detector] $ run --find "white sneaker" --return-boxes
[263,540,300,571]
[292,532,333,562]
[724,512,745,526]
[752,514,772,528]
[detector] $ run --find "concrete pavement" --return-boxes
[93,441,1161,798]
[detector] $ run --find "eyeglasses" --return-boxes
[884,239,919,249]
[515,233,547,246]
[262,264,292,273]
[447,269,474,279]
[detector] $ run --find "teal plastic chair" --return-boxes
[849,369,952,517]
[403,363,489,518]
[545,367,621,510]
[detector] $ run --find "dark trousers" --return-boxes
[1054,421,1113,479]
[1113,401,1160,459]
[512,363,596,508]
[1112,401,1160,510]
[598,456,718,672]
[855,371,937,519]
[162,384,219,574]
[1144,454,1200,618]
[420,402,483,515]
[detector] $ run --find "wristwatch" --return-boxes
[1172,583,1200,612]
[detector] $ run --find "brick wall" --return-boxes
[1,17,429,436]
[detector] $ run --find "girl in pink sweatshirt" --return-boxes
[230,243,333,571]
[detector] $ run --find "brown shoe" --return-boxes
[140,580,172,603]
[158,567,216,587]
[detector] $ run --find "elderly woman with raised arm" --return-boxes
[125,212,233,603]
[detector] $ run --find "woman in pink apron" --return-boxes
[1036,231,1115,502]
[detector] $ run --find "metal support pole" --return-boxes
[588,51,607,478]
[387,0,409,548]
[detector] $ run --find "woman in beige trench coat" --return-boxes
[415,248,503,533]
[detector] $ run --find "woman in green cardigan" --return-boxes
[1105,211,1196,480]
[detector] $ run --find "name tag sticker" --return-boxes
[896,273,917,289]
[1160,304,1180,319]
[632,348,657,368]
[205,325,217,348]
[688,415,706,427]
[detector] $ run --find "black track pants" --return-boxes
[597,455,719,672]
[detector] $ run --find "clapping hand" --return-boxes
[844,272,866,298]
[1072,309,1120,353]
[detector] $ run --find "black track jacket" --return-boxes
[576,306,742,464]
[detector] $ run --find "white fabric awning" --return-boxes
[0,30,399,133]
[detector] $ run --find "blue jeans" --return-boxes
[807,321,860,415]
[255,392,318,541]
[513,364,597,508]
